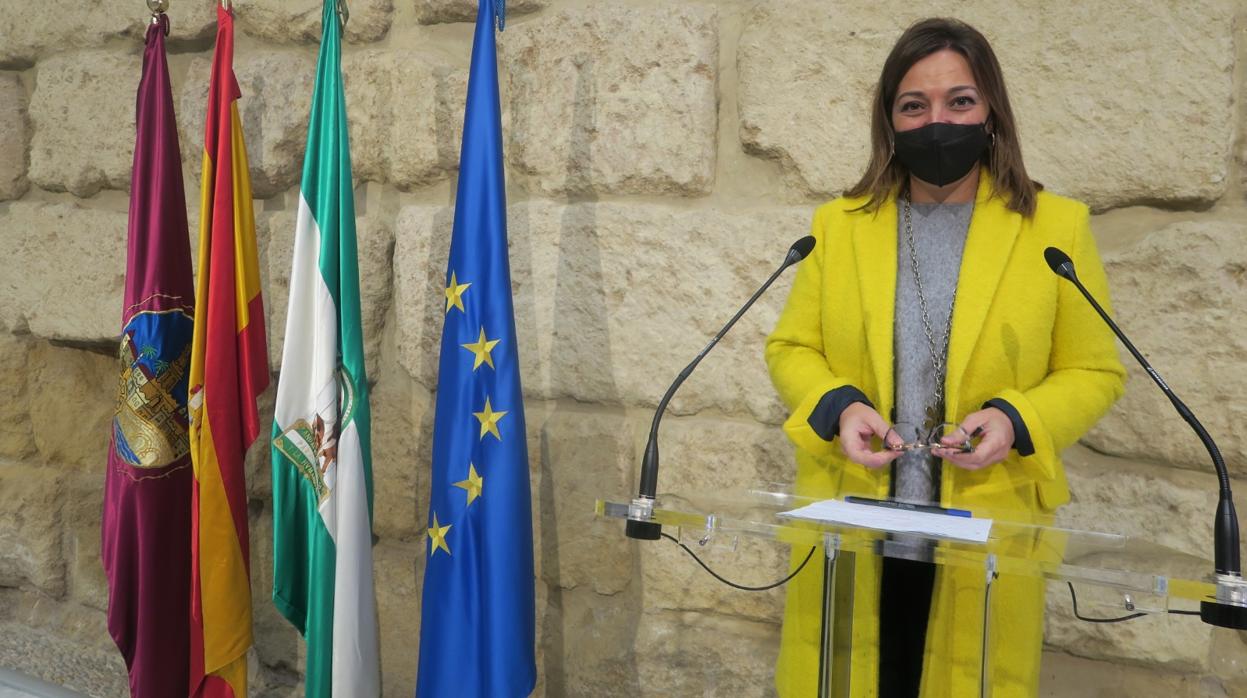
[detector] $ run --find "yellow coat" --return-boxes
[765,172,1126,697]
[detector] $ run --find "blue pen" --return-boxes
[844,495,972,518]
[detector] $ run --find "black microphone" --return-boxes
[1044,246,1247,629]
[625,235,816,540]
[1043,247,1075,281]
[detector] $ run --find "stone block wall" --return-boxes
[2,1,1246,696]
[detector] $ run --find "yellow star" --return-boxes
[473,397,508,441]
[461,327,501,370]
[452,463,484,506]
[427,513,452,557]
[444,271,471,314]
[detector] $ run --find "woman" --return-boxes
[765,18,1126,698]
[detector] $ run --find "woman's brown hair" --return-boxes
[845,18,1040,216]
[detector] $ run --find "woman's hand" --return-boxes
[838,402,902,468]
[935,407,1014,470]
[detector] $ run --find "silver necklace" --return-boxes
[903,196,956,426]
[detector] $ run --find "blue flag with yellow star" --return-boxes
[415,0,536,696]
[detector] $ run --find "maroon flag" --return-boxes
[101,12,195,697]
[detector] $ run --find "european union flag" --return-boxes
[416,1,536,696]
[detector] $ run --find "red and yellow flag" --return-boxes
[188,6,268,697]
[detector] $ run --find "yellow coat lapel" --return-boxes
[945,173,1022,418]
[851,199,897,413]
[849,171,1021,420]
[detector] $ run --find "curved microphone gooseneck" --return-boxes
[1044,246,1247,629]
[625,236,816,540]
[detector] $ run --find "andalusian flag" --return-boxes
[188,5,268,696]
[416,1,537,695]
[270,0,380,695]
[102,12,194,697]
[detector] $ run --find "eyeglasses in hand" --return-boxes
[882,422,977,454]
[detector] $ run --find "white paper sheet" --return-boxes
[778,499,992,543]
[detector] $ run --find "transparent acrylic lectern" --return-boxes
[597,488,1217,698]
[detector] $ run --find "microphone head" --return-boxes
[1044,246,1076,280]
[785,236,816,266]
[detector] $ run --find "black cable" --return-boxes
[1072,580,1147,623]
[660,532,816,592]
[982,571,998,685]
[1067,582,1201,622]
[663,545,1209,614]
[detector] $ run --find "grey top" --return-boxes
[893,200,974,504]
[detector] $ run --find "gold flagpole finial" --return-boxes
[147,0,169,23]
[146,0,169,12]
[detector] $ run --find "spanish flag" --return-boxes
[188,5,268,697]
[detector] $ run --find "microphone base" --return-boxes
[1200,600,1247,629]
[1200,573,1247,629]
[624,496,662,540]
[625,519,662,540]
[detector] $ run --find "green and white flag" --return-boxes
[271,2,379,696]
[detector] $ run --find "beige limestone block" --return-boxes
[235,0,393,44]
[537,584,644,697]
[634,610,780,697]
[415,0,545,24]
[637,415,794,622]
[503,4,718,196]
[391,203,453,388]
[529,407,634,595]
[1210,625,1247,687]
[27,342,115,470]
[533,580,549,697]
[0,72,29,200]
[180,50,316,198]
[508,200,800,423]
[1045,569,1212,672]
[654,413,796,495]
[0,1,215,67]
[1046,448,1224,670]
[738,1,1233,209]
[394,202,810,424]
[1059,446,1219,558]
[0,332,35,460]
[243,385,277,500]
[263,204,395,377]
[255,209,280,372]
[374,538,423,698]
[248,506,305,676]
[0,201,127,343]
[0,599,127,698]
[368,369,434,539]
[168,2,220,39]
[249,658,303,698]
[737,2,877,201]
[64,476,108,612]
[29,50,139,197]
[1085,221,1247,474]
[0,462,66,597]
[0,587,118,654]
[1039,651,1215,696]
[342,50,465,190]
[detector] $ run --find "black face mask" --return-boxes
[893,121,989,187]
